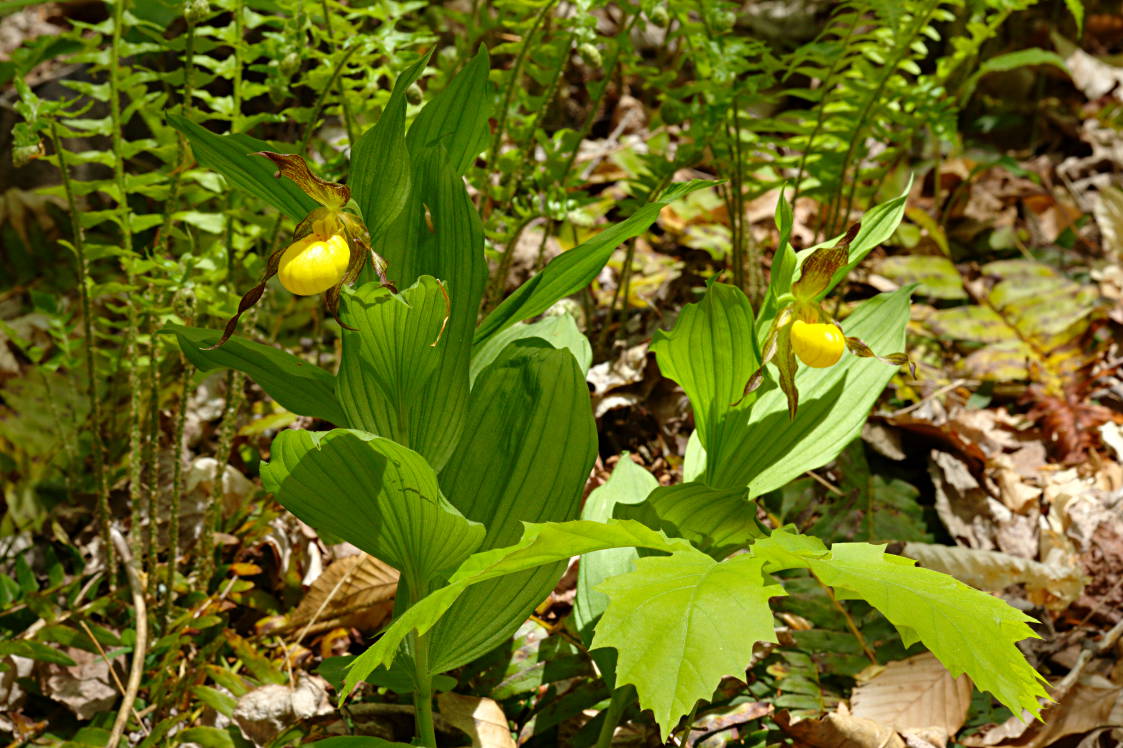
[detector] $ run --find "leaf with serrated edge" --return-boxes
[341,519,694,698]
[592,551,785,736]
[575,456,658,635]
[753,529,1049,718]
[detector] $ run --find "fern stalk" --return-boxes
[143,313,161,596]
[319,0,356,146]
[298,42,362,155]
[198,370,244,585]
[488,8,642,316]
[829,1,941,235]
[788,10,862,210]
[48,121,113,576]
[481,0,559,311]
[107,0,147,564]
[485,0,557,181]
[162,358,190,628]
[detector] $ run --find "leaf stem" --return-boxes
[815,571,877,665]
[594,686,633,748]
[411,632,437,748]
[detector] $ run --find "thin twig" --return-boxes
[816,572,877,665]
[80,619,149,735]
[108,526,149,748]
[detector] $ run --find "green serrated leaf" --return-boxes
[593,551,785,735]
[342,519,694,697]
[574,456,658,635]
[753,530,1050,718]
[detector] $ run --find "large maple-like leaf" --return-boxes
[592,551,785,734]
[753,530,1050,718]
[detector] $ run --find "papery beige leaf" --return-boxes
[39,648,119,721]
[1093,185,1123,257]
[928,450,1038,559]
[777,704,906,748]
[901,543,1084,611]
[437,692,516,748]
[961,675,1123,748]
[232,675,333,744]
[289,555,399,635]
[850,652,972,745]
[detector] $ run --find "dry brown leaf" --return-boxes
[231,675,333,745]
[850,652,972,746]
[686,701,772,747]
[437,692,516,748]
[776,704,906,748]
[961,675,1123,747]
[928,451,1038,558]
[1093,185,1123,257]
[289,554,398,635]
[1058,38,1123,101]
[901,543,1084,611]
[39,647,120,721]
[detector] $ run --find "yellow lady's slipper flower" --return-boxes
[208,152,393,349]
[738,222,912,418]
[277,232,350,296]
[790,319,845,368]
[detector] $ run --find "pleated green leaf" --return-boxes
[474,180,715,345]
[261,429,484,588]
[425,341,597,671]
[336,276,464,471]
[350,52,430,243]
[469,313,592,387]
[574,456,658,636]
[650,282,757,452]
[593,551,785,736]
[342,519,694,697]
[406,45,490,177]
[753,529,1049,719]
[615,481,763,559]
[163,324,345,425]
[167,113,316,221]
[704,286,911,496]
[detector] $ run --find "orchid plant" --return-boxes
[166,48,1048,747]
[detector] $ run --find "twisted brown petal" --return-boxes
[205,245,287,349]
